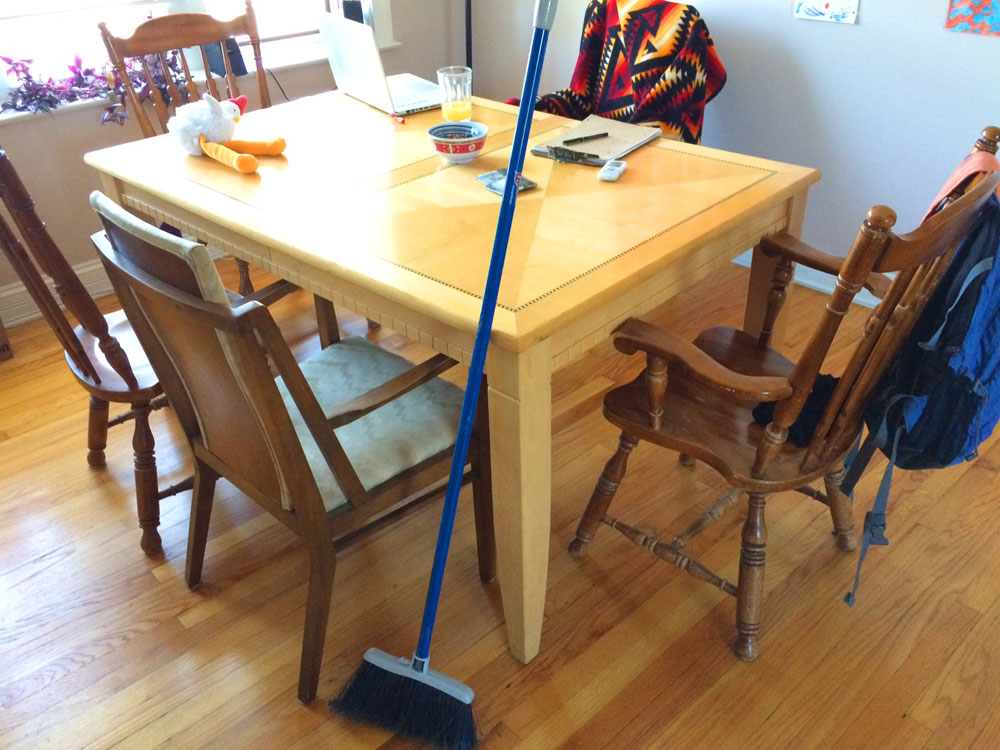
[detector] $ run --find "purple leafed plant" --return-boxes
[1,53,188,124]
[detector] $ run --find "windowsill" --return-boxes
[0,97,108,126]
[0,33,402,127]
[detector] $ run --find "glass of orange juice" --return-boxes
[437,66,472,121]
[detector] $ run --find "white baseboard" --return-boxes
[731,250,881,309]
[0,258,113,327]
[1,246,229,329]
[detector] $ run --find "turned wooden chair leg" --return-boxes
[131,401,161,556]
[87,395,109,467]
[824,467,858,551]
[185,460,219,589]
[298,545,337,704]
[569,433,638,558]
[235,258,254,296]
[734,491,767,661]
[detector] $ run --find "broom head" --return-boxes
[330,648,477,749]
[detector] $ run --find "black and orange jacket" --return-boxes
[535,1,726,144]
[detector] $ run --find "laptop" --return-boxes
[319,13,442,116]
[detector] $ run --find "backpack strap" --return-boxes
[921,255,996,351]
[843,392,918,605]
[844,422,902,606]
[840,428,875,497]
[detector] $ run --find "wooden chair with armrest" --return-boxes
[89,190,495,703]
[569,127,1000,661]
[99,0,343,343]
[0,147,196,554]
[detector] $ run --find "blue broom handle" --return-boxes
[414,1,557,668]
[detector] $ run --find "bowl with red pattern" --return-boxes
[427,121,488,164]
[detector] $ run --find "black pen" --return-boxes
[563,131,609,145]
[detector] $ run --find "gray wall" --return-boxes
[473,0,1000,254]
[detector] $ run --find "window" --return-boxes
[1,1,394,85]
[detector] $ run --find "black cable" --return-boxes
[267,68,290,102]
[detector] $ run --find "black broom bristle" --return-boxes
[331,657,478,749]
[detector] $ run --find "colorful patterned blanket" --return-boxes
[535,1,726,144]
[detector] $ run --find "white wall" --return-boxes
[472,0,1000,254]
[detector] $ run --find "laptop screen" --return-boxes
[319,12,395,113]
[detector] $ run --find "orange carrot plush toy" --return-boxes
[166,94,285,174]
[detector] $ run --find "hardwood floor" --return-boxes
[2,261,999,749]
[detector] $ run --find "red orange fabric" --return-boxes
[535,1,726,144]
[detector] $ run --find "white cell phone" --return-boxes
[597,160,627,181]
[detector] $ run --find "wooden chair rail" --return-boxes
[613,317,793,402]
[326,352,458,428]
[759,233,893,298]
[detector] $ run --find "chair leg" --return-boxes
[235,258,254,296]
[87,396,109,467]
[314,296,341,349]
[471,377,496,583]
[185,459,219,589]
[734,492,767,661]
[131,401,161,556]
[824,467,858,551]
[569,432,638,559]
[298,544,337,704]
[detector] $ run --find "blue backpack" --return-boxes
[841,191,1000,604]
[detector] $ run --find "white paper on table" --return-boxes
[792,1,859,24]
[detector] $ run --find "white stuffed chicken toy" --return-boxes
[166,93,285,174]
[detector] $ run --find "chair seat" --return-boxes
[67,309,162,401]
[277,337,464,513]
[603,326,856,492]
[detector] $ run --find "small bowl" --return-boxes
[428,121,488,164]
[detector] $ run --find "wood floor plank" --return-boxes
[3,262,1000,748]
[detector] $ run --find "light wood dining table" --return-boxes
[85,91,819,664]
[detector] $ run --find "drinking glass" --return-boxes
[437,66,472,121]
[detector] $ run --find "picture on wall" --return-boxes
[792,1,859,24]
[946,0,1000,36]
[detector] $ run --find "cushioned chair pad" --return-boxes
[276,337,464,512]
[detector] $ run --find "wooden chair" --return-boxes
[569,127,1000,661]
[99,0,344,342]
[99,0,270,139]
[0,148,193,554]
[99,0,269,298]
[89,190,496,704]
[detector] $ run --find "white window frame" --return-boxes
[0,0,396,98]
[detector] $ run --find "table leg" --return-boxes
[743,191,809,343]
[486,340,552,663]
[0,314,12,360]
